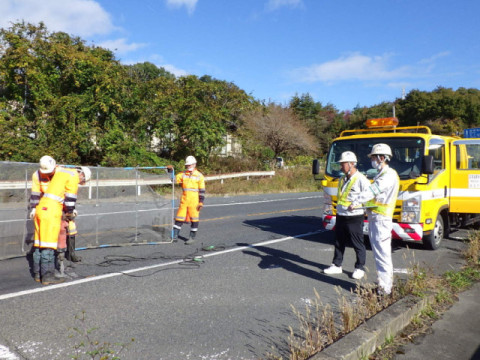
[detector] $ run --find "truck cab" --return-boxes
[314,118,480,249]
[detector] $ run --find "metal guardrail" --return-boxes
[0,171,276,190]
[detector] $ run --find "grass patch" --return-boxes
[206,166,322,196]
[267,231,480,360]
[368,230,480,360]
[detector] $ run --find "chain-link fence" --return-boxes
[0,162,174,260]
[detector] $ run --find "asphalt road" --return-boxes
[0,192,468,360]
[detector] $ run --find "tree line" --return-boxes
[1,22,480,171]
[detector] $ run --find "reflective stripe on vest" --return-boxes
[183,188,199,192]
[336,176,358,207]
[43,193,64,203]
[365,169,398,217]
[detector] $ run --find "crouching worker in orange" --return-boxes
[172,156,205,245]
[33,166,91,285]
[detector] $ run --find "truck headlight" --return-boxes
[401,195,421,223]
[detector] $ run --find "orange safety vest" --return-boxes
[34,168,79,249]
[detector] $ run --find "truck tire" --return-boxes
[423,214,444,250]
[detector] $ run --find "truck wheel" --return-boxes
[423,214,444,250]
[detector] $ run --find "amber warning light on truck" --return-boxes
[366,117,399,128]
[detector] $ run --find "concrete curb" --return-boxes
[309,293,436,360]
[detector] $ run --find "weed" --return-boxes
[444,267,480,291]
[463,230,480,266]
[420,305,438,320]
[369,230,480,360]
[69,311,134,360]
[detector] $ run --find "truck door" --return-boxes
[450,139,480,213]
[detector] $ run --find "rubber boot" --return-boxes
[33,248,41,282]
[185,231,196,245]
[67,236,81,262]
[42,252,65,285]
[42,274,65,285]
[57,251,66,277]
[172,228,180,242]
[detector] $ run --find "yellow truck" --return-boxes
[313,117,480,249]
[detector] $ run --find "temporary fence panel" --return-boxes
[0,162,174,260]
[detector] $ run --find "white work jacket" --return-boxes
[335,171,371,217]
[356,165,399,219]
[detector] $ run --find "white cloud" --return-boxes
[165,0,198,15]
[291,53,411,83]
[121,55,189,77]
[98,38,147,55]
[162,64,188,77]
[0,0,115,37]
[266,0,303,11]
[418,51,450,65]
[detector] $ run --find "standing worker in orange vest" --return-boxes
[33,165,91,285]
[170,156,205,245]
[30,156,82,282]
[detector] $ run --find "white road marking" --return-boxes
[0,230,327,301]
[1,195,323,223]
[0,345,19,360]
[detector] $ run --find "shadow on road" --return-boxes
[240,244,356,292]
[243,215,331,244]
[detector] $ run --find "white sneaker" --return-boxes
[324,264,342,275]
[352,269,365,280]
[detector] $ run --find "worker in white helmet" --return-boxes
[171,156,205,245]
[323,151,371,280]
[33,165,90,285]
[350,143,399,295]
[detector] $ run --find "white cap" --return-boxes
[39,155,56,174]
[338,151,357,163]
[368,143,393,158]
[185,156,197,166]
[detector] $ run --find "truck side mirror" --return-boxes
[312,159,320,175]
[422,155,434,175]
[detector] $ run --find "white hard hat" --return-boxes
[185,156,197,166]
[368,143,393,158]
[338,151,357,163]
[39,155,56,174]
[79,166,91,182]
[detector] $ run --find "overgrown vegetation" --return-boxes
[2,22,480,170]
[266,232,480,360]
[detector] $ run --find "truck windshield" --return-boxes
[326,137,425,179]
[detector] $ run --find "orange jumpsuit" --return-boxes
[34,167,79,250]
[174,169,205,230]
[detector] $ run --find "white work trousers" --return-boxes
[367,213,393,294]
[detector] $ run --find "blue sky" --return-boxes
[1,0,479,111]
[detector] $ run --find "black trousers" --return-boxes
[332,214,366,270]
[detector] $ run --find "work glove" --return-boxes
[166,165,174,173]
[72,209,78,218]
[196,203,203,211]
[64,212,75,221]
[29,208,36,220]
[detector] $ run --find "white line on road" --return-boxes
[0,345,20,360]
[0,230,327,301]
[2,195,323,223]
